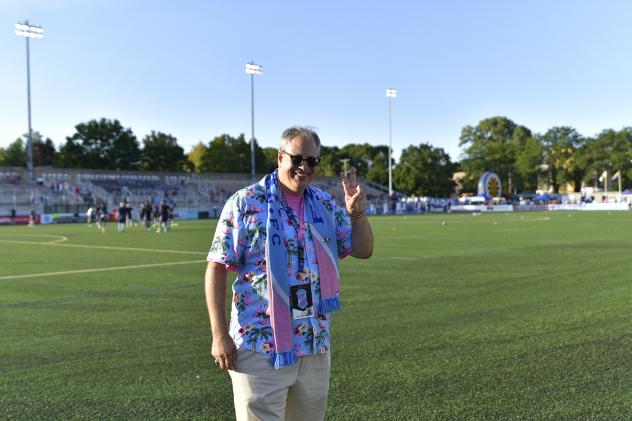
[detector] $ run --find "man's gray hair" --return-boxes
[280,126,321,152]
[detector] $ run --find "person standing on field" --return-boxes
[205,126,373,421]
[116,202,126,232]
[28,206,36,227]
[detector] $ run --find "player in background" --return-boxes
[86,206,95,227]
[116,202,127,232]
[28,207,36,227]
[143,200,153,231]
[124,202,133,229]
[98,202,108,233]
[157,200,171,233]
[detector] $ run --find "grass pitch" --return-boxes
[2,212,632,419]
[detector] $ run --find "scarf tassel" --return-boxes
[319,296,341,314]
[270,351,298,369]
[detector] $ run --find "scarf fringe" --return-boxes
[319,296,341,314]
[269,351,297,369]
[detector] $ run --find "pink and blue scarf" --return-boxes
[265,170,341,369]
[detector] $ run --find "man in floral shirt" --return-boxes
[205,126,373,421]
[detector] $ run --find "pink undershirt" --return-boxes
[284,192,304,221]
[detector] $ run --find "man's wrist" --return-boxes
[349,211,366,221]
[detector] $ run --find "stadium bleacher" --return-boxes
[0,167,390,219]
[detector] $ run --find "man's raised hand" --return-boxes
[340,167,366,217]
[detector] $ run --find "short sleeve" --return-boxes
[207,194,245,272]
[331,198,352,259]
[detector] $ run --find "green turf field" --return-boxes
[2,212,632,419]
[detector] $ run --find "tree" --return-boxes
[1,132,55,168]
[56,137,85,168]
[393,143,455,196]
[459,116,532,193]
[337,143,391,185]
[541,127,584,192]
[577,128,632,189]
[187,142,207,173]
[260,147,279,174]
[199,134,266,173]
[33,137,56,167]
[317,145,341,176]
[140,131,186,172]
[366,152,389,186]
[58,118,141,170]
[338,143,375,176]
[15,131,57,167]
[0,138,26,167]
[514,135,543,192]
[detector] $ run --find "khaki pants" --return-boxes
[229,349,331,421]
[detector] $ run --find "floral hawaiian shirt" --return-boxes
[207,179,352,358]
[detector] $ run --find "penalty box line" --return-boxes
[0,260,207,281]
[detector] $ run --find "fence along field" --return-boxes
[2,213,632,419]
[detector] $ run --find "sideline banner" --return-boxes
[549,203,629,211]
[40,214,54,224]
[451,205,514,213]
[41,213,84,224]
[0,215,38,225]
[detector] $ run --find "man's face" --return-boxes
[277,135,319,195]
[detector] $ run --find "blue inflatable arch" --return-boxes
[477,172,502,198]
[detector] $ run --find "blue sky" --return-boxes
[2,0,632,162]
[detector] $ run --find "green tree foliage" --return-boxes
[541,127,584,192]
[260,147,279,174]
[337,143,391,185]
[187,142,207,173]
[338,143,375,175]
[57,118,141,170]
[366,152,389,186]
[11,132,57,167]
[576,128,632,189]
[393,143,455,196]
[33,137,57,167]
[514,135,543,192]
[2,132,57,167]
[317,146,342,176]
[317,143,390,186]
[198,134,266,173]
[459,116,532,194]
[140,131,187,172]
[0,138,26,167]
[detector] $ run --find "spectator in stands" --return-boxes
[205,126,374,420]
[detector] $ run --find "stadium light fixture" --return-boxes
[15,20,44,182]
[245,61,263,181]
[386,88,397,198]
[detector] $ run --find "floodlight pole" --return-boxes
[245,62,263,182]
[386,88,397,198]
[340,158,350,175]
[15,20,44,182]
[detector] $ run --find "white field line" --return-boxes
[0,239,206,255]
[0,259,207,281]
[0,234,69,243]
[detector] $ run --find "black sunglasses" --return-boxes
[282,150,321,168]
